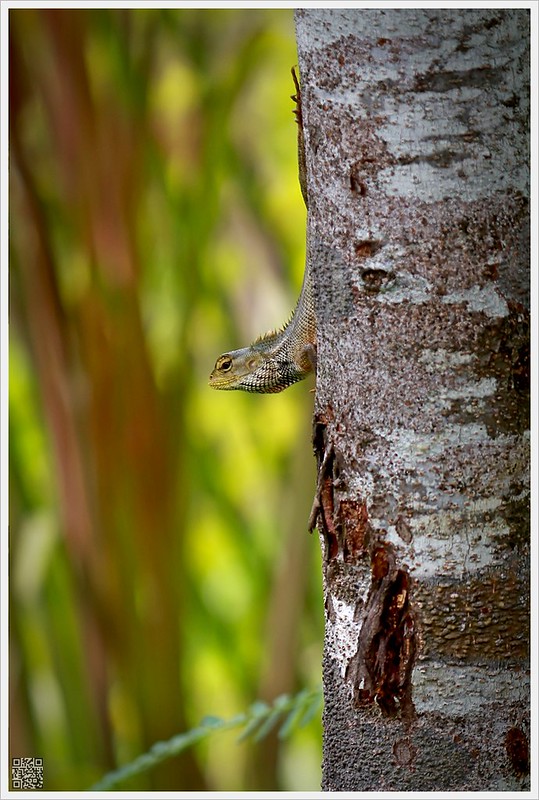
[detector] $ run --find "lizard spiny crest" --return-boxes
[209,67,315,394]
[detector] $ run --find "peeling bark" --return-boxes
[296,8,529,791]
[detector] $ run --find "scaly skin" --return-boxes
[209,260,315,392]
[209,68,315,393]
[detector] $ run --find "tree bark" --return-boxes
[296,8,529,791]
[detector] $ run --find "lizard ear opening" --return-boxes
[216,355,233,372]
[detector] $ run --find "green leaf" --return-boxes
[252,706,282,742]
[298,692,322,728]
[273,693,291,709]
[201,715,224,728]
[236,714,265,742]
[279,689,310,739]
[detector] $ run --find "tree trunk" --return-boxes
[296,8,529,791]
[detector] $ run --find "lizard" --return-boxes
[209,67,316,394]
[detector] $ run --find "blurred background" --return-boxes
[9,8,322,792]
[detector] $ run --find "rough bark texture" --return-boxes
[296,8,529,792]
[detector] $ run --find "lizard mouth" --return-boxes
[208,372,238,389]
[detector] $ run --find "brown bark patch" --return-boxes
[414,568,529,663]
[393,737,417,769]
[310,417,338,559]
[349,164,367,196]
[341,499,369,562]
[395,515,413,544]
[359,268,395,294]
[354,239,383,259]
[504,727,529,776]
[346,540,416,719]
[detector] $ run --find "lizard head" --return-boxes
[209,347,297,393]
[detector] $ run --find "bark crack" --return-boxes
[346,543,416,719]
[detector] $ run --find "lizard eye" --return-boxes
[217,356,232,372]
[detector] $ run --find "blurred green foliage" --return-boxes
[9,8,322,792]
[91,686,323,791]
